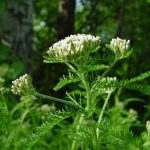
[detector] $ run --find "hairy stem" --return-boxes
[71,113,84,150]
[65,62,77,73]
[96,92,112,137]
[71,73,90,150]
[80,73,90,109]
[35,92,82,110]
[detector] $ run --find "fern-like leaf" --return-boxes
[92,71,150,95]
[119,71,150,86]
[79,64,108,73]
[97,71,150,88]
[54,73,79,91]
[126,84,150,96]
[26,111,70,150]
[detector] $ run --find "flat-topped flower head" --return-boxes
[46,34,100,63]
[11,74,35,96]
[106,37,131,59]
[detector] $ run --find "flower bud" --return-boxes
[95,77,117,93]
[11,74,35,96]
[106,37,131,59]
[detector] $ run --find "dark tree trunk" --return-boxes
[0,0,33,72]
[116,0,128,38]
[58,0,76,39]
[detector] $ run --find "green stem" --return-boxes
[96,92,112,137]
[65,62,91,109]
[35,93,82,110]
[80,73,90,110]
[101,58,118,78]
[71,113,84,150]
[71,73,90,150]
[65,62,77,73]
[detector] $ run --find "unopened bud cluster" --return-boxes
[102,77,117,93]
[94,77,117,93]
[107,37,130,59]
[47,34,100,62]
[11,74,35,96]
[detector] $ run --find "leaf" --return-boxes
[26,111,70,150]
[120,71,150,86]
[92,71,150,94]
[54,73,79,91]
[126,84,150,96]
[43,55,67,64]
[80,64,108,73]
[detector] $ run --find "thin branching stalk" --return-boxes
[71,113,84,150]
[65,62,77,73]
[96,92,112,138]
[79,73,90,110]
[98,92,112,124]
[35,93,83,110]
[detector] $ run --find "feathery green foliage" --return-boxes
[54,73,79,91]
[26,111,71,150]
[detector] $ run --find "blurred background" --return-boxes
[0,0,150,123]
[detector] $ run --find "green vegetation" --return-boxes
[1,1,150,150]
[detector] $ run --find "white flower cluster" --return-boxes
[11,74,35,96]
[107,37,130,59]
[47,34,100,62]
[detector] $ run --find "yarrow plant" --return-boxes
[11,34,150,150]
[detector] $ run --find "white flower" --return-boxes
[106,37,131,59]
[11,74,35,96]
[46,34,100,62]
